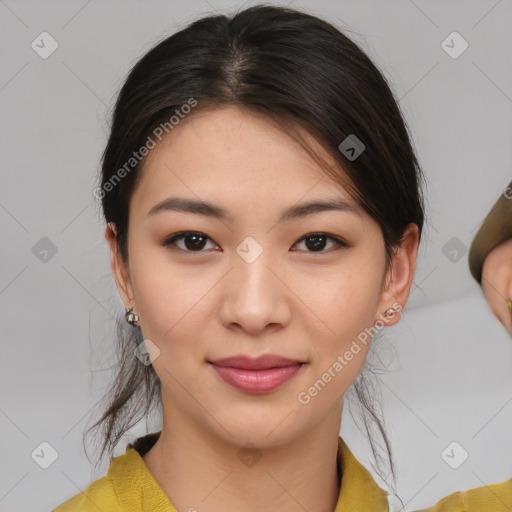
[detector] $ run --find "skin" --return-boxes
[481,238,512,335]
[105,105,419,512]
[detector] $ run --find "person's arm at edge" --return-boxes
[468,180,512,284]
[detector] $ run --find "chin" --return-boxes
[207,410,305,449]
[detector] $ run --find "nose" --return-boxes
[218,249,292,336]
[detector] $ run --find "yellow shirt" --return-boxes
[52,431,512,512]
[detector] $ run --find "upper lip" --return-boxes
[209,354,304,370]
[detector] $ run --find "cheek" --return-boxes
[301,254,384,367]
[315,263,383,331]
[132,267,211,390]
[128,247,212,351]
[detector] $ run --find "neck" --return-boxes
[142,411,342,512]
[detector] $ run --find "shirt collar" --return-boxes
[335,436,389,511]
[107,431,388,512]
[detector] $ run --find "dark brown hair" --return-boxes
[86,3,426,500]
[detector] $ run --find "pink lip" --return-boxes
[209,355,305,394]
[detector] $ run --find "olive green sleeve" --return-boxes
[468,180,512,284]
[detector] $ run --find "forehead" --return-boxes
[130,106,356,216]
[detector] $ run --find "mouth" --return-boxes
[208,354,306,394]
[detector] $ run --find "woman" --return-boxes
[52,5,512,511]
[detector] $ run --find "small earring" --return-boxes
[125,307,140,326]
[384,307,399,316]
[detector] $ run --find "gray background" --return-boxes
[1,0,511,510]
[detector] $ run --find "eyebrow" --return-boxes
[146,196,363,222]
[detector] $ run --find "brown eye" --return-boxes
[292,233,346,253]
[164,232,218,252]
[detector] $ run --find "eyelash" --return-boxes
[163,231,347,254]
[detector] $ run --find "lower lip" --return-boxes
[210,363,303,393]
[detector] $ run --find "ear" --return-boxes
[375,223,419,327]
[104,223,137,320]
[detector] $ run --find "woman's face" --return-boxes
[107,105,416,447]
